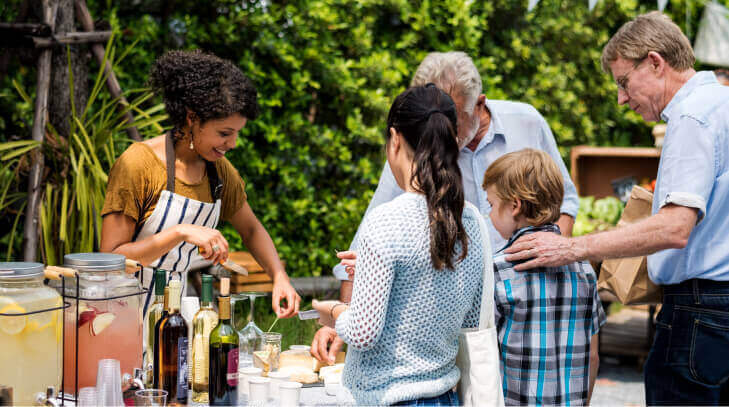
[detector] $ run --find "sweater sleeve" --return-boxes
[336,225,396,351]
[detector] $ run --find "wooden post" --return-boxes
[22,0,57,262]
[74,0,141,141]
[33,30,112,47]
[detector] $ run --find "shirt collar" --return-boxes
[496,223,561,254]
[468,99,506,153]
[660,71,718,123]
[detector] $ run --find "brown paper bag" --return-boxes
[598,186,663,305]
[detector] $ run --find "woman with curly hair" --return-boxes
[100,50,300,316]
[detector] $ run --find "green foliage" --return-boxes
[0,38,166,263]
[2,0,726,274]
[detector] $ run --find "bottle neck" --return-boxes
[218,296,231,321]
[200,300,213,309]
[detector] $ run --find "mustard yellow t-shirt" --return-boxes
[101,142,247,226]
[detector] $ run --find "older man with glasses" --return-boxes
[310,51,580,366]
[506,11,729,405]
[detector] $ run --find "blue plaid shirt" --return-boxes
[494,224,606,406]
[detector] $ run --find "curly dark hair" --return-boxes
[149,50,259,133]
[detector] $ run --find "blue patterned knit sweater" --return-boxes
[335,193,486,405]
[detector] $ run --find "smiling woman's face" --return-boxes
[192,114,247,161]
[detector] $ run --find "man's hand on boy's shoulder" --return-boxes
[505,231,580,270]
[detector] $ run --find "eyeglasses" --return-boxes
[615,58,646,93]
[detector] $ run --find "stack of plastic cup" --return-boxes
[96,359,123,407]
[76,387,98,407]
[279,381,303,407]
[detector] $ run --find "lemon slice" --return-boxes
[0,303,27,335]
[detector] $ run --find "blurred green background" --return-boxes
[1,0,725,276]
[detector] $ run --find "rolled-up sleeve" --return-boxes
[539,118,579,217]
[656,116,715,221]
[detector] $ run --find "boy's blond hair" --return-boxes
[483,148,564,225]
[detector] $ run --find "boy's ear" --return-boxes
[511,199,522,218]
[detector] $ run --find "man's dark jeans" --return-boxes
[645,279,729,405]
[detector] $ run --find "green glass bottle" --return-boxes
[208,294,238,406]
[191,275,219,404]
[144,269,166,386]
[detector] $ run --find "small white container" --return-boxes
[267,370,291,399]
[279,381,303,407]
[238,366,263,398]
[248,376,270,405]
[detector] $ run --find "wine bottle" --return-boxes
[159,280,189,405]
[191,275,219,404]
[209,278,238,406]
[153,285,170,389]
[144,269,166,387]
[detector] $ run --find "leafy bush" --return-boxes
[1,0,724,274]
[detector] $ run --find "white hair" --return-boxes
[410,51,482,114]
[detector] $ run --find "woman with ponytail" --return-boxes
[313,84,492,406]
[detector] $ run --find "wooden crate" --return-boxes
[570,146,660,199]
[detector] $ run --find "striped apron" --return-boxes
[135,133,222,305]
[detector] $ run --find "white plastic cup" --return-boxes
[76,387,98,407]
[279,381,303,407]
[95,359,123,407]
[248,376,270,405]
[238,366,262,397]
[267,371,291,399]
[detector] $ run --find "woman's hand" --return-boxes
[272,273,301,318]
[336,250,357,280]
[175,224,230,265]
[310,326,345,365]
[312,299,348,328]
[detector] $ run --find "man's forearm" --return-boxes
[557,214,574,237]
[340,280,353,303]
[575,205,696,262]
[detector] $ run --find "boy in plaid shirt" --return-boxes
[483,149,606,406]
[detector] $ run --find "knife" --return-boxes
[197,247,249,275]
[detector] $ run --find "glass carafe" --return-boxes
[0,262,63,405]
[60,253,143,396]
[232,292,267,369]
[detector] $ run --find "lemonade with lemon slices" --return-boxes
[0,263,62,406]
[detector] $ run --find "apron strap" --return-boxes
[165,132,176,193]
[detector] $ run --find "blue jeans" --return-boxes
[644,279,729,405]
[393,390,460,406]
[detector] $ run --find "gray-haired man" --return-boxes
[311,51,579,364]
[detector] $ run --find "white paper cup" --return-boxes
[267,371,291,399]
[279,381,303,407]
[248,376,270,405]
[238,366,262,397]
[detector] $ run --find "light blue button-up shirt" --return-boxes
[334,100,579,280]
[647,71,729,285]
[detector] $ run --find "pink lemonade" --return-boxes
[63,296,142,394]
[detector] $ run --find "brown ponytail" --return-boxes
[385,84,467,270]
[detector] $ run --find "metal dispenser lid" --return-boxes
[0,262,44,279]
[63,253,126,272]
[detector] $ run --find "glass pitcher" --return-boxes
[0,262,63,405]
[60,253,143,395]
